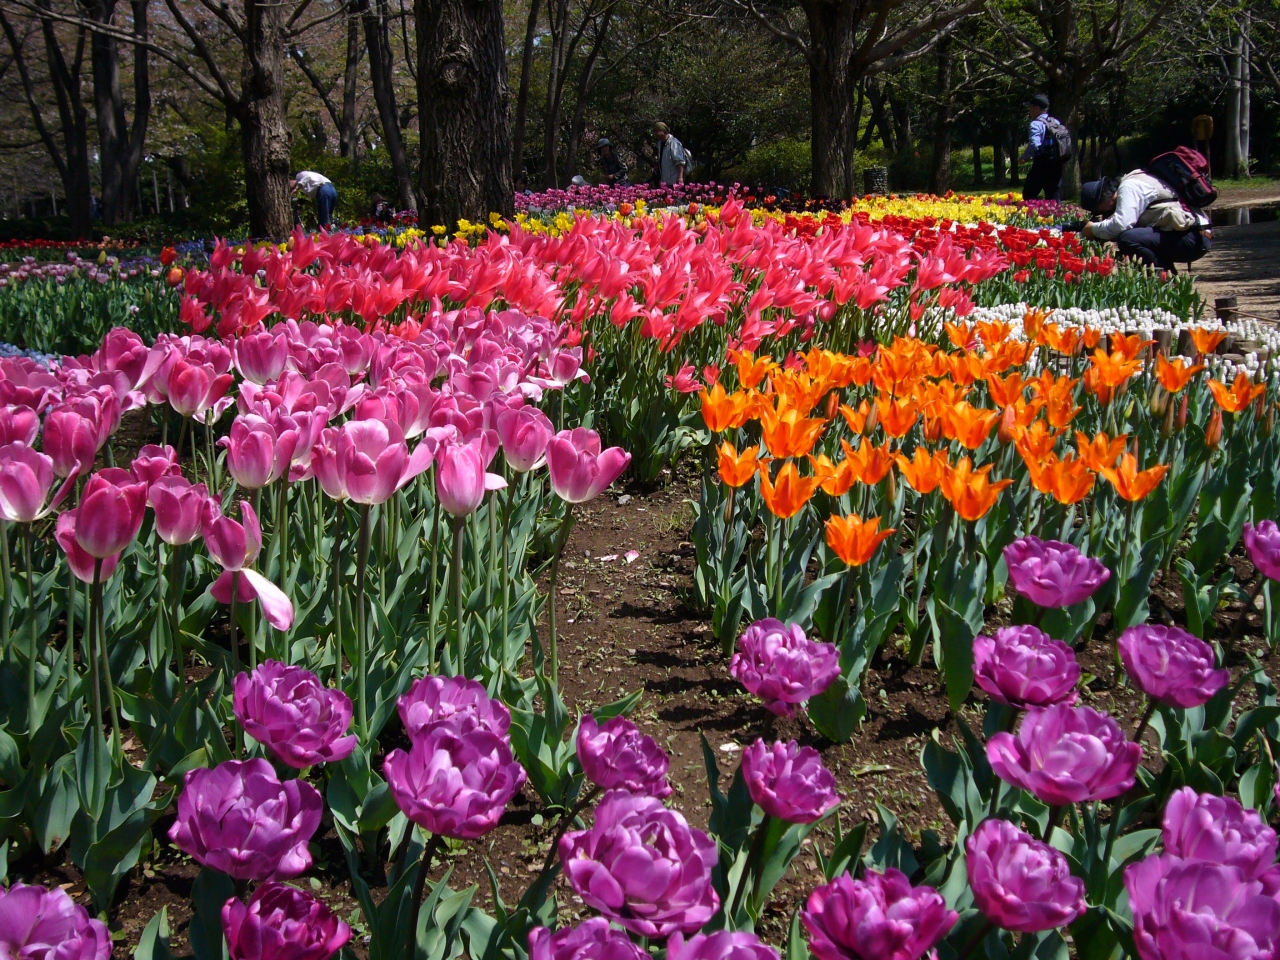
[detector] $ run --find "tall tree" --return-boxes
[85,0,150,225]
[360,0,415,207]
[511,0,544,177]
[730,0,982,196]
[416,0,511,226]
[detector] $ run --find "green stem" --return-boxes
[170,544,185,691]
[957,920,995,960]
[540,784,601,875]
[450,514,466,675]
[428,490,440,671]
[355,503,372,740]
[88,562,104,743]
[332,504,343,686]
[22,525,36,727]
[1132,698,1157,746]
[546,507,576,687]
[0,521,11,654]
[1044,804,1064,843]
[730,815,773,923]
[230,570,242,756]
[500,488,513,652]
[405,833,447,960]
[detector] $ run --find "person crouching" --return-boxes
[1079,173,1211,273]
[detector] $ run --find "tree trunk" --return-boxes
[342,6,362,167]
[416,0,512,227]
[805,4,859,198]
[240,0,293,237]
[542,0,571,188]
[29,6,94,235]
[89,0,151,226]
[993,136,1006,186]
[362,0,416,208]
[564,7,614,186]
[927,39,954,193]
[511,0,543,177]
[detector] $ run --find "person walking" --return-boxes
[291,170,338,229]
[1079,173,1212,272]
[653,122,688,186]
[596,139,629,185]
[1021,95,1065,201]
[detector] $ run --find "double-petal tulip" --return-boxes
[0,442,74,523]
[435,437,508,516]
[576,714,672,797]
[314,418,432,505]
[973,625,1080,708]
[965,818,1086,932]
[547,428,631,503]
[667,932,780,960]
[0,884,110,960]
[825,514,894,567]
[168,758,322,880]
[742,739,840,823]
[559,790,720,938]
[397,674,512,739]
[1118,624,1228,708]
[1003,536,1110,608]
[1244,521,1280,581]
[527,919,648,960]
[730,618,840,717]
[222,881,352,960]
[1162,787,1278,879]
[802,868,957,960]
[234,660,357,768]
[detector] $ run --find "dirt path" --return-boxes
[1191,220,1280,320]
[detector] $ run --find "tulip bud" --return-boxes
[1205,408,1224,449]
[1149,385,1169,419]
[166,267,184,287]
[998,405,1018,445]
[1265,401,1275,438]
[823,391,840,421]
[1162,392,1175,437]
[862,401,880,437]
[1176,391,1189,431]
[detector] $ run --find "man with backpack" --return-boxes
[1021,95,1070,201]
[653,122,688,186]
[1078,148,1215,272]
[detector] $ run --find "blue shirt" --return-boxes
[1024,116,1055,161]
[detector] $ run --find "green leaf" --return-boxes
[83,805,161,911]
[134,908,174,960]
[189,867,233,960]
[806,677,865,744]
[929,595,978,714]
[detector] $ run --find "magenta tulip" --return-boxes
[742,739,840,824]
[986,704,1142,806]
[69,468,147,558]
[0,442,72,523]
[435,437,506,516]
[233,329,290,385]
[965,818,1086,932]
[205,500,294,630]
[0,405,38,446]
[168,758,322,881]
[164,357,235,420]
[1244,521,1280,582]
[1118,625,1229,709]
[1162,787,1278,880]
[1003,537,1110,608]
[576,714,672,797]
[130,443,181,485]
[313,418,432,505]
[383,721,526,840]
[973,625,1080,709]
[802,868,957,960]
[234,660,356,768]
[496,404,554,472]
[729,618,841,717]
[148,476,210,545]
[0,883,110,960]
[222,881,351,960]
[221,415,299,489]
[667,931,781,960]
[547,428,630,503]
[42,406,101,477]
[56,513,121,582]
[527,919,647,960]
[397,674,512,739]
[559,790,719,938]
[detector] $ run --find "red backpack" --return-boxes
[1144,147,1217,209]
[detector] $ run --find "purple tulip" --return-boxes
[730,618,841,717]
[1118,625,1229,709]
[559,790,720,938]
[986,705,1142,807]
[1003,537,1110,608]
[397,674,512,740]
[233,660,357,769]
[742,739,840,824]
[0,883,110,960]
[168,758,322,881]
[802,868,957,960]
[667,931,781,960]
[1244,521,1280,582]
[973,625,1081,709]
[383,720,526,840]
[527,919,648,960]
[222,881,352,960]
[965,818,1086,932]
[576,715,672,797]
[1162,787,1278,880]
[1126,854,1280,960]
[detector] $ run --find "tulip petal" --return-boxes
[241,569,296,631]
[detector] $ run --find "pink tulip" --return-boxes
[496,405,553,472]
[130,444,181,485]
[233,330,289,384]
[435,438,507,517]
[41,407,101,478]
[148,476,210,545]
[204,500,294,630]
[0,443,73,523]
[313,419,432,505]
[0,405,38,446]
[55,513,122,583]
[70,469,147,558]
[547,428,630,503]
[165,358,235,420]
[220,415,300,490]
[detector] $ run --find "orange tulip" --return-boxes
[844,438,894,485]
[948,353,986,387]
[985,339,1033,372]
[758,460,821,519]
[872,343,924,396]
[1100,453,1169,501]
[945,321,976,350]
[1022,307,1052,340]
[942,401,1001,450]
[986,371,1026,408]
[810,453,859,497]
[1041,322,1083,356]
[895,447,948,494]
[1205,408,1224,448]
[1013,420,1063,461]
[850,356,874,388]
[876,394,919,438]
[1155,355,1205,393]
[1024,452,1060,495]
[975,318,1014,348]
[1075,430,1128,472]
[1190,328,1227,356]
[1049,453,1096,505]
[1089,348,1143,389]
[940,457,1014,521]
[1082,327,1102,349]
[729,349,776,390]
[839,400,871,435]
[700,383,743,432]
[1109,332,1155,362]
[826,514,896,566]
[760,404,827,458]
[717,443,760,488]
[1208,372,1267,413]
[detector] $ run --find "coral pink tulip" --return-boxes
[547,428,630,503]
[435,438,507,516]
[0,443,74,523]
[147,476,210,545]
[313,418,432,505]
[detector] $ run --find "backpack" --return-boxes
[1144,147,1217,209]
[1040,116,1073,160]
